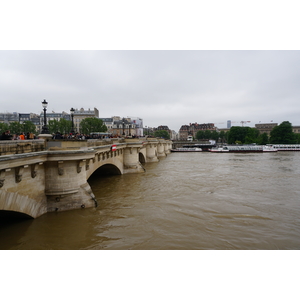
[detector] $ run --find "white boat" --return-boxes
[262,145,278,152]
[209,147,229,153]
[210,145,278,153]
[270,144,300,151]
[171,147,202,152]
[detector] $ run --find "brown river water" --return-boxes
[1,151,300,250]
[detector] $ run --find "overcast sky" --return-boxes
[1,50,300,131]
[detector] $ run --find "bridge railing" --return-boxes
[0,140,46,156]
[0,137,172,155]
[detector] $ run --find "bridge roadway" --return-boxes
[0,137,172,219]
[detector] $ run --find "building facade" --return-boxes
[0,112,19,123]
[179,123,216,140]
[255,123,278,135]
[153,125,172,138]
[73,108,99,133]
[129,117,143,137]
[101,116,138,137]
[20,113,41,132]
[292,125,300,134]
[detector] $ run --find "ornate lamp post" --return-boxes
[122,118,125,136]
[70,107,75,134]
[41,99,49,134]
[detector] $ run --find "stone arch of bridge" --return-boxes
[139,152,146,164]
[88,163,122,179]
[0,190,46,219]
[0,210,33,220]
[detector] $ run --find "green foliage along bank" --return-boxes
[195,121,300,145]
[154,130,170,140]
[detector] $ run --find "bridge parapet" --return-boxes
[0,140,45,156]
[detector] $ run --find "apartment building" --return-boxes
[73,108,99,132]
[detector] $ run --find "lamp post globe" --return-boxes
[41,99,50,134]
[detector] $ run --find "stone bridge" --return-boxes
[0,138,172,219]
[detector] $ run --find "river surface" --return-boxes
[1,151,300,250]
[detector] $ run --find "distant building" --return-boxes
[39,111,70,133]
[1,112,41,132]
[153,125,172,139]
[227,120,231,128]
[19,113,31,123]
[170,130,178,140]
[20,113,41,132]
[101,116,137,137]
[255,122,278,136]
[100,118,114,131]
[73,108,99,132]
[292,125,300,134]
[128,117,143,137]
[179,123,216,140]
[217,127,230,133]
[179,125,191,140]
[0,112,19,123]
[143,126,154,136]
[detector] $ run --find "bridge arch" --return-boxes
[139,152,146,164]
[88,163,122,178]
[0,190,47,219]
[0,210,33,220]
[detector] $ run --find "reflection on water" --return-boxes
[1,152,300,249]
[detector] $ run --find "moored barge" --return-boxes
[209,145,278,153]
[171,147,202,152]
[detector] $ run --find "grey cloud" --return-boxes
[1,50,300,131]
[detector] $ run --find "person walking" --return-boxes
[19,133,25,140]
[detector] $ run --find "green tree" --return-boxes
[227,126,249,144]
[196,130,205,139]
[154,130,170,139]
[0,122,9,133]
[227,127,260,144]
[79,117,107,135]
[48,120,60,134]
[257,132,269,145]
[8,122,23,134]
[196,130,219,141]
[219,131,226,143]
[22,121,37,134]
[211,131,219,141]
[244,128,260,144]
[269,121,296,144]
[203,130,211,139]
[48,119,73,134]
[58,118,72,134]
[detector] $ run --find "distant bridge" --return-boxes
[0,138,172,219]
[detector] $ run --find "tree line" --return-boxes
[195,121,300,144]
[0,117,107,136]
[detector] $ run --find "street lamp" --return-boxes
[70,107,75,134]
[122,118,125,136]
[41,99,49,134]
